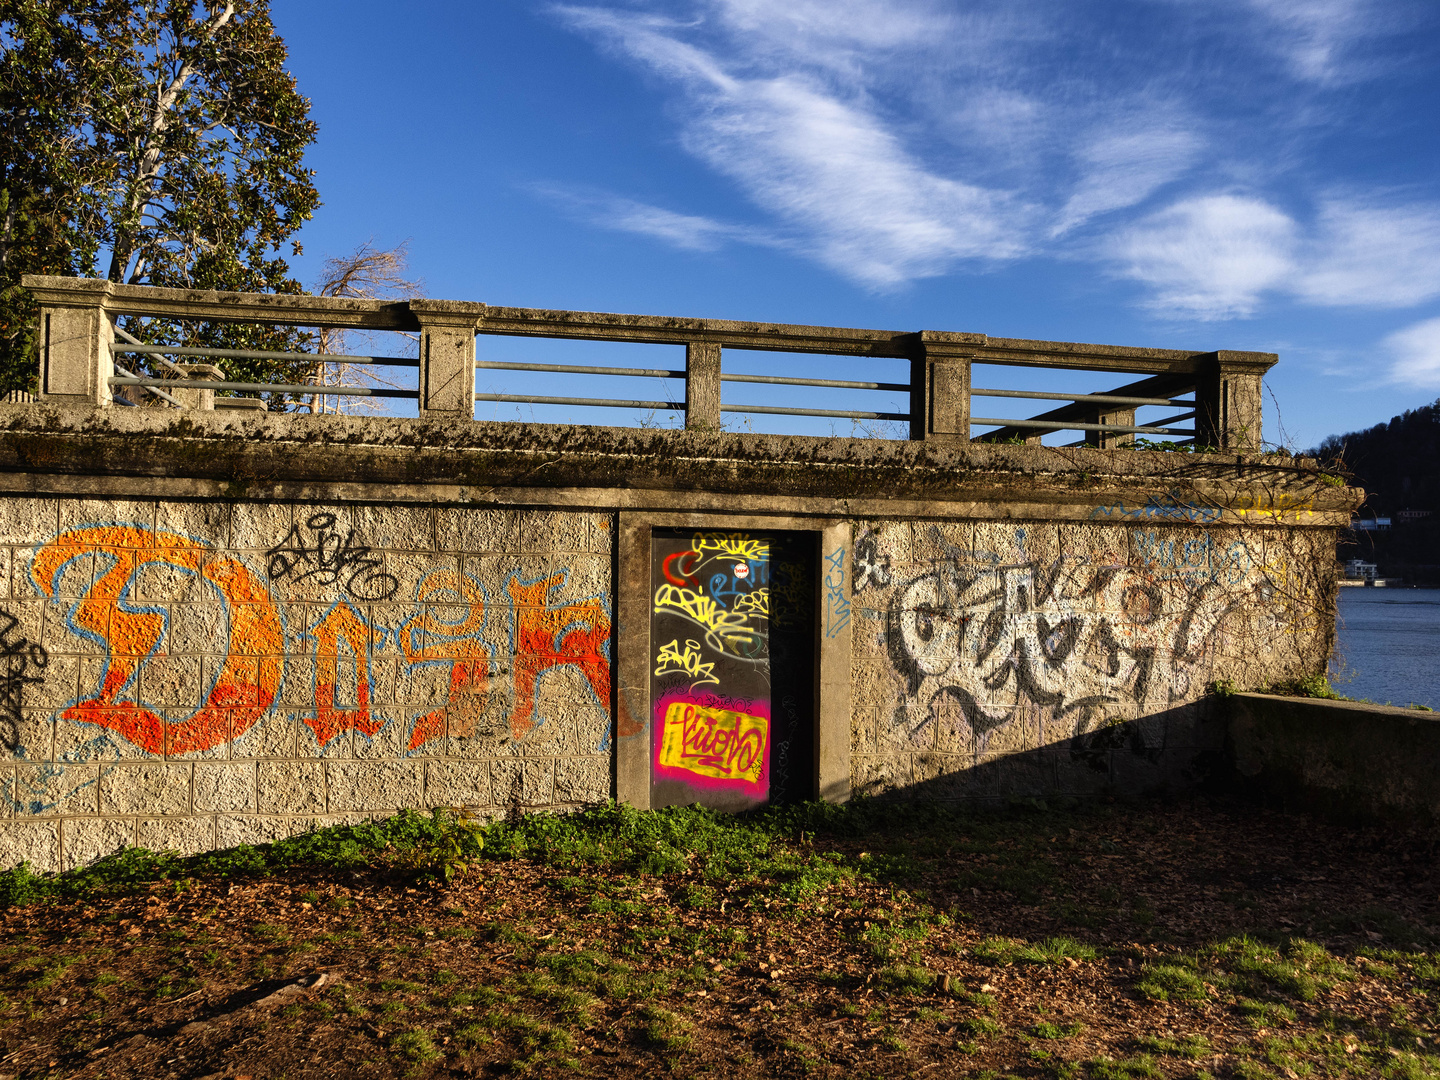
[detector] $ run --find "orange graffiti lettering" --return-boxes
[508,572,636,740]
[306,603,382,747]
[32,526,282,755]
[402,569,491,751]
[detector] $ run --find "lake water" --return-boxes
[1329,587,1440,709]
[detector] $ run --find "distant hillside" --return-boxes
[1315,398,1440,515]
[1314,398,1440,584]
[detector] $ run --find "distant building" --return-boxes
[1352,516,1391,531]
[1396,508,1433,523]
[1343,558,1379,581]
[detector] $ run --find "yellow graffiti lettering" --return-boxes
[657,700,768,784]
[654,638,720,688]
[732,589,769,618]
[691,532,769,562]
[652,584,764,656]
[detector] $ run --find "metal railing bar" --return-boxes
[113,324,187,376]
[111,343,420,367]
[1148,411,1197,428]
[720,373,911,392]
[474,393,683,411]
[475,360,683,379]
[721,404,910,421]
[111,361,182,408]
[110,377,418,399]
[971,416,1196,435]
[972,387,1195,407]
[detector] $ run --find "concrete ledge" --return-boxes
[0,404,1355,525]
[1227,692,1440,823]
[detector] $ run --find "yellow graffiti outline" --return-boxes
[652,584,764,656]
[653,637,720,688]
[691,532,769,562]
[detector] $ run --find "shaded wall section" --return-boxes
[1228,692,1440,824]
[848,521,1335,800]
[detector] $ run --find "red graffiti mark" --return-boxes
[662,549,700,588]
[508,572,637,740]
[306,603,382,747]
[31,526,282,755]
[402,569,490,751]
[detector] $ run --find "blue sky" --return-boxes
[273,0,1440,450]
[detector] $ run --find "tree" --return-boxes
[0,0,320,394]
[306,239,421,414]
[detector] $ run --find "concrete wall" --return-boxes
[0,497,615,872]
[846,520,1334,800]
[0,404,1356,872]
[1228,692,1440,824]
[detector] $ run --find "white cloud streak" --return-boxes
[548,0,1439,316]
[1115,195,1298,319]
[1385,317,1440,388]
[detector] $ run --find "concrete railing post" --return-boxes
[1088,407,1135,449]
[910,332,976,441]
[25,277,114,407]
[165,363,223,410]
[1196,350,1277,451]
[685,342,722,430]
[414,299,485,420]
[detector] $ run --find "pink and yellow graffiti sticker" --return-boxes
[653,695,769,795]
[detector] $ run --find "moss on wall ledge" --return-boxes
[0,404,1359,524]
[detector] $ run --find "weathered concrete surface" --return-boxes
[1227,693,1440,824]
[0,407,1359,872]
[0,497,614,873]
[0,404,1354,524]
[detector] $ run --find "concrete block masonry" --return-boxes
[0,404,1357,872]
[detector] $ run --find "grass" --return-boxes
[0,798,1433,1079]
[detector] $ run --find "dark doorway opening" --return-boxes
[649,529,816,811]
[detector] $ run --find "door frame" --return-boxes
[615,511,852,809]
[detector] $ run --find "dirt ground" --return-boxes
[0,796,1436,1079]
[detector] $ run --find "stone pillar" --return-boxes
[909,330,981,442]
[685,342,722,431]
[1196,350,1277,451]
[25,277,114,407]
[1088,407,1136,449]
[413,299,485,420]
[163,363,224,411]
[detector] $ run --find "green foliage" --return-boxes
[876,963,936,995]
[1135,963,1209,1002]
[1031,1020,1085,1039]
[389,1029,442,1065]
[637,1005,692,1053]
[1134,1033,1212,1058]
[400,808,485,882]
[0,0,320,395]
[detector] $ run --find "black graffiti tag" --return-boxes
[265,513,400,601]
[0,608,48,752]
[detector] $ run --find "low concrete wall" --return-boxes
[1227,692,1440,823]
[0,404,1354,872]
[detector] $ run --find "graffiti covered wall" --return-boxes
[0,498,619,872]
[848,519,1333,800]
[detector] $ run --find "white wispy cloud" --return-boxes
[532,184,770,252]
[555,3,1030,289]
[1239,0,1392,83]
[1385,316,1440,388]
[1051,124,1205,237]
[547,0,1437,316]
[1293,199,1440,307]
[1114,195,1298,319]
[1109,192,1440,319]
